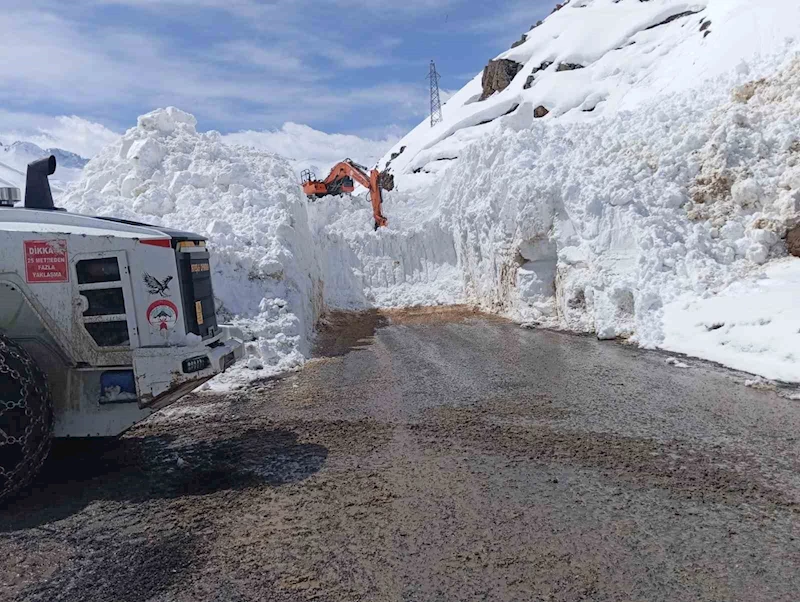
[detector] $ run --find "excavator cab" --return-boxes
[301,169,328,199]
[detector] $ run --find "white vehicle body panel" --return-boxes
[0,205,244,437]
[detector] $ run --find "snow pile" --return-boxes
[662,258,800,382]
[61,108,324,378]
[59,108,459,382]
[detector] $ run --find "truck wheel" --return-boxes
[0,335,53,501]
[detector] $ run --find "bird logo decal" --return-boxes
[143,273,173,297]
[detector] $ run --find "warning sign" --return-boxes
[24,240,69,283]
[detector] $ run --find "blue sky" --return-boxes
[0,0,552,155]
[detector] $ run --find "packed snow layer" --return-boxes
[307,190,464,309]
[61,108,325,380]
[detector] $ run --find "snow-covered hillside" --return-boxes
[61,0,800,385]
[349,0,800,382]
[0,141,87,195]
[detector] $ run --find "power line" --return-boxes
[427,60,443,128]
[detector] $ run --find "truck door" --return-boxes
[73,252,140,359]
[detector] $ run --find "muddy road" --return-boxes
[2,308,799,602]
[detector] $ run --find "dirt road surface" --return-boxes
[2,309,799,601]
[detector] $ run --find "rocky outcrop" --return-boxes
[383,146,406,176]
[379,170,395,192]
[480,59,523,101]
[389,146,406,162]
[557,62,585,72]
[645,10,702,31]
[788,226,800,257]
[510,34,527,49]
[524,61,554,89]
[534,106,550,118]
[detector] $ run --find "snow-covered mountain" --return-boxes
[62,0,800,384]
[0,140,88,195]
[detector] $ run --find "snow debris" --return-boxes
[744,377,774,391]
[666,358,690,369]
[662,259,800,383]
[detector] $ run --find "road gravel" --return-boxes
[1,308,798,601]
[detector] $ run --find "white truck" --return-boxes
[0,156,244,500]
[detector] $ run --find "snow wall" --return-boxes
[368,0,800,383]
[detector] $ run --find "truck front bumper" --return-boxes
[133,326,245,410]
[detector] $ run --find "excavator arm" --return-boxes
[302,159,388,229]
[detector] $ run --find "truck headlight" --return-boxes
[182,356,210,374]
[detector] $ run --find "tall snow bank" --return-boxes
[307,189,464,309]
[347,0,800,383]
[435,53,800,366]
[61,108,323,378]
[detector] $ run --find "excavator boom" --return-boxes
[301,159,388,229]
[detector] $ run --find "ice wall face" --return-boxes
[306,189,464,310]
[62,108,324,377]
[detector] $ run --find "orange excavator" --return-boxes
[301,159,389,230]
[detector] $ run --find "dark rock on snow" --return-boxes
[480,59,524,101]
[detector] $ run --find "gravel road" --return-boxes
[2,308,799,602]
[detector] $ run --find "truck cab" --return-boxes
[0,155,244,499]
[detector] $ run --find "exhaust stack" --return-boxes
[24,155,57,210]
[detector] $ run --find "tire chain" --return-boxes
[0,336,53,501]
